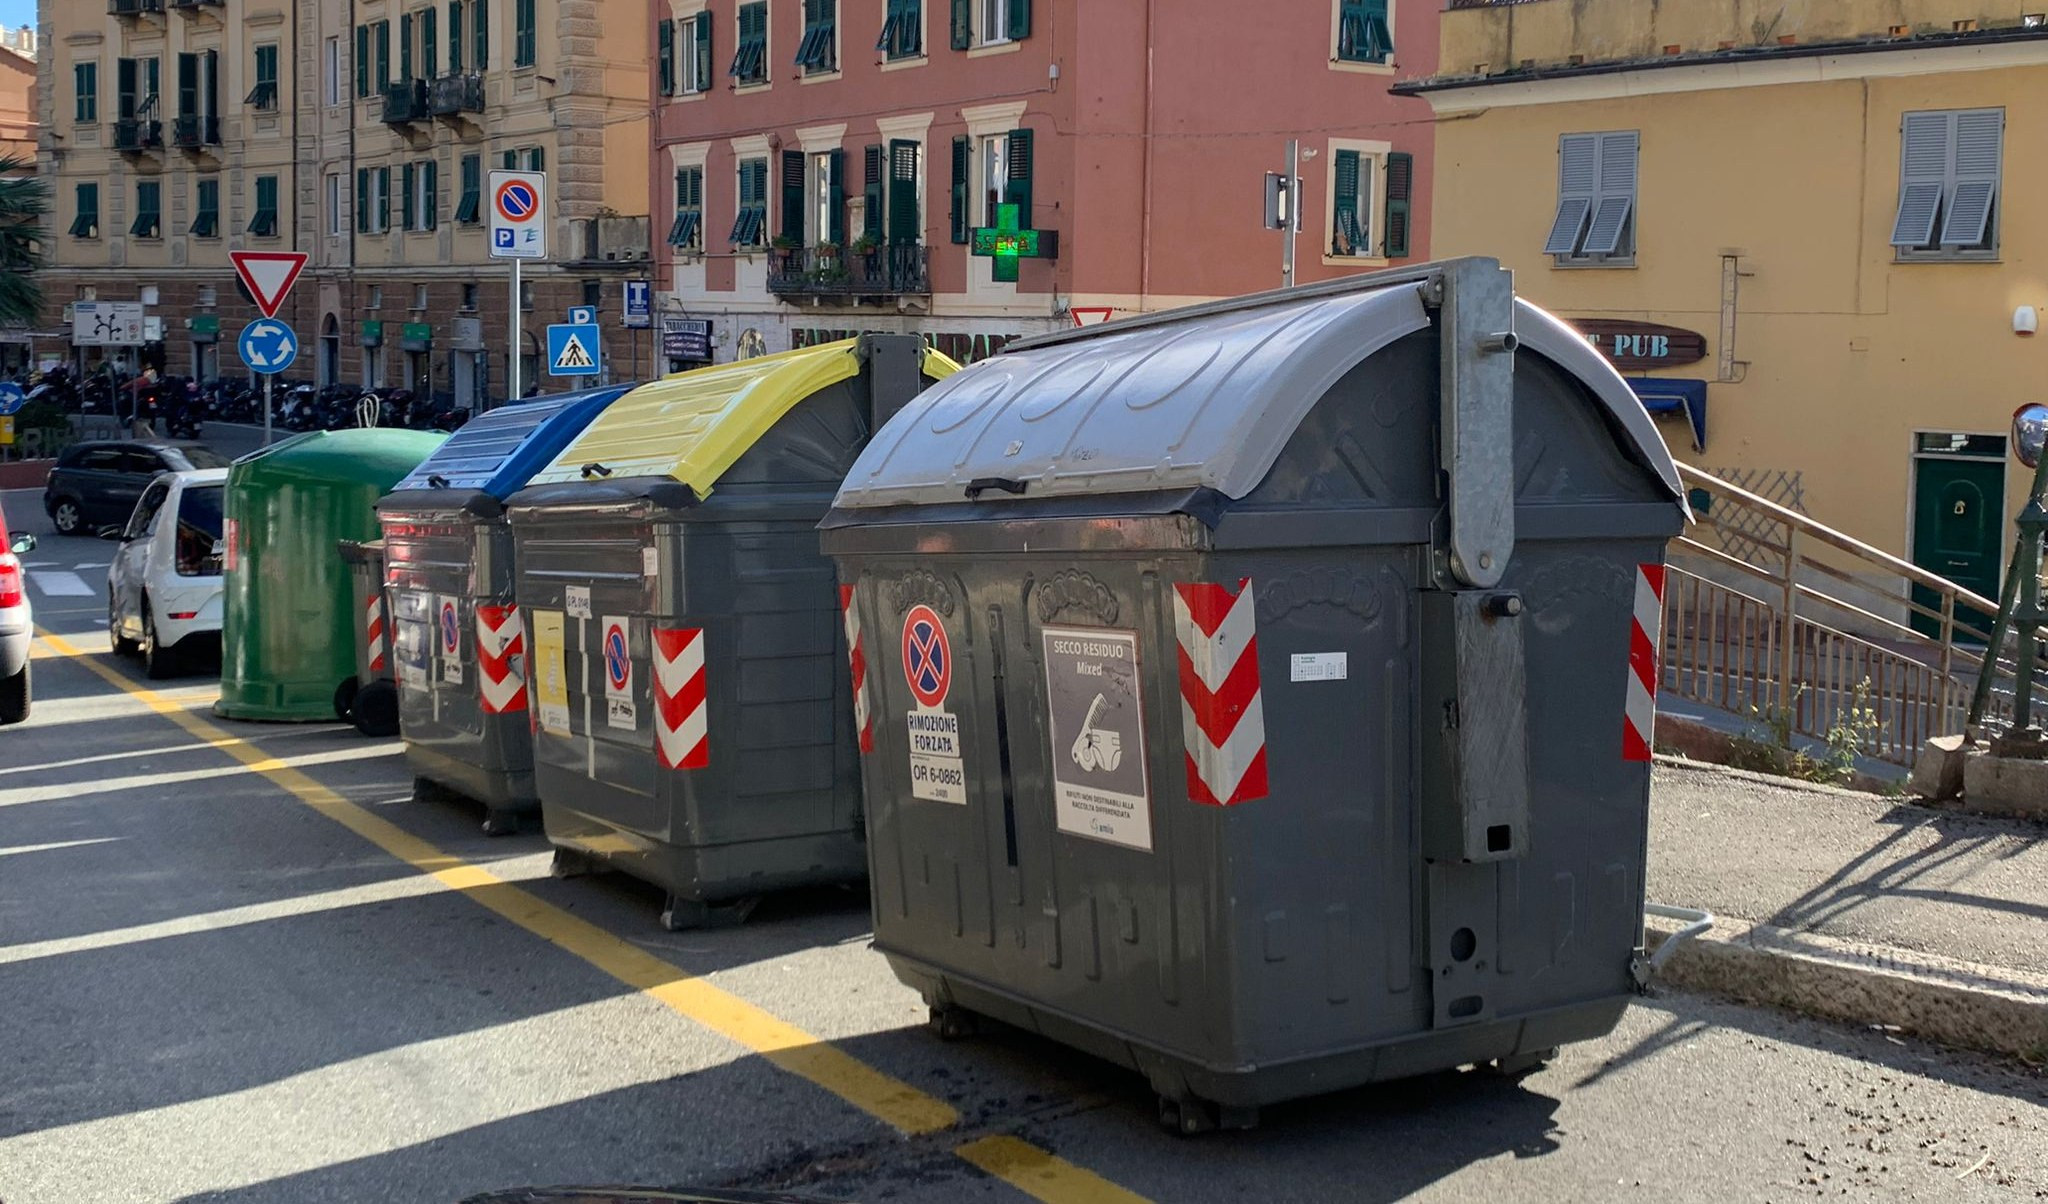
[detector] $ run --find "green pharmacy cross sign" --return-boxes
[970,203,1059,283]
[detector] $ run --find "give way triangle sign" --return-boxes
[230,250,309,319]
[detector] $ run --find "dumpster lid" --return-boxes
[832,280,1685,509]
[389,384,632,499]
[522,339,957,496]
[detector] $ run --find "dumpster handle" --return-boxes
[1633,901,1715,991]
[427,473,450,489]
[965,476,1027,498]
[580,462,614,480]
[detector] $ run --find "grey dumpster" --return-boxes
[377,385,633,832]
[505,336,959,929]
[336,538,397,737]
[821,258,1691,1130]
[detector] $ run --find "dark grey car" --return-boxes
[42,440,231,537]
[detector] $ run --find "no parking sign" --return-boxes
[602,616,634,730]
[488,170,548,260]
[901,605,966,805]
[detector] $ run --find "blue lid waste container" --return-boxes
[820,259,1691,1130]
[377,385,633,832]
[505,336,958,928]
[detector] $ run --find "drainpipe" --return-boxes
[1137,0,1155,312]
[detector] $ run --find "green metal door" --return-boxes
[1910,456,2003,639]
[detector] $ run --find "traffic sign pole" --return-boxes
[264,373,273,447]
[507,258,520,409]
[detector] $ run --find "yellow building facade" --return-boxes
[1406,1,2048,603]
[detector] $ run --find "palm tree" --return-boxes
[0,155,46,328]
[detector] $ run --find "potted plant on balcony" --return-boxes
[850,234,881,288]
[811,243,850,288]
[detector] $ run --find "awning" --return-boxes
[1624,377,1707,451]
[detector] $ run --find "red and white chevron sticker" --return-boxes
[476,603,527,714]
[839,585,873,755]
[654,626,709,770]
[1623,563,1666,762]
[364,591,388,674]
[1173,579,1269,807]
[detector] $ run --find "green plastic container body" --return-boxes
[217,429,446,721]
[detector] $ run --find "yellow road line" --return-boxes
[35,630,1147,1203]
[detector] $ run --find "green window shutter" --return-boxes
[400,12,413,82]
[402,162,417,229]
[695,14,712,90]
[863,144,883,242]
[450,1,464,72]
[177,52,198,118]
[515,0,535,66]
[948,134,969,243]
[887,139,919,245]
[781,150,806,243]
[426,160,440,229]
[530,147,544,173]
[503,149,517,170]
[456,154,480,222]
[731,158,756,244]
[357,168,370,232]
[355,26,369,96]
[951,0,970,50]
[658,20,675,95]
[72,183,99,238]
[1003,127,1033,224]
[1382,151,1412,258]
[1331,148,1361,255]
[380,165,393,230]
[1007,0,1031,41]
[116,57,136,120]
[424,8,438,78]
[474,0,489,70]
[827,149,846,245]
[376,21,391,90]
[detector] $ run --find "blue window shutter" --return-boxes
[1543,133,1598,255]
[1580,131,1637,256]
[1940,108,2002,246]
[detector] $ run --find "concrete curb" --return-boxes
[1646,914,2048,1061]
[1651,752,1883,801]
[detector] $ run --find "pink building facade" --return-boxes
[650,0,1435,364]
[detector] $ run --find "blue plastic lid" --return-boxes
[390,384,634,498]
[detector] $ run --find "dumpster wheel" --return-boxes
[1483,1047,1556,1079]
[661,894,761,932]
[1157,1095,1259,1136]
[927,1004,979,1042]
[550,848,602,879]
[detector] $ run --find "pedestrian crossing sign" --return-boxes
[546,322,602,377]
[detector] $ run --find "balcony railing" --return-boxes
[382,79,429,125]
[112,119,164,152]
[109,0,166,14]
[767,244,931,301]
[429,74,485,118]
[169,0,225,11]
[171,114,221,149]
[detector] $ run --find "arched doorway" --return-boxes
[320,314,341,387]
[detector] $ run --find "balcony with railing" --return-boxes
[168,0,225,12]
[171,114,221,150]
[767,244,931,302]
[382,79,430,125]
[112,118,164,153]
[109,0,166,15]
[429,74,485,118]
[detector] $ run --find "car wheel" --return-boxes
[142,605,180,680]
[50,498,82,536]
[109,594,140,657]
[0,661,28,725]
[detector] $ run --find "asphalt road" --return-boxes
[2,490,2044,1204]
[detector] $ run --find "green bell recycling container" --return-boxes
[217,429,446,722]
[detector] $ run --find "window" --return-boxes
[1334,0,1392,65]
[357,166,392,233]
[325,36,342,105]
[461,283,478,309]
[659,19,676,95]
[502,146,545,172]
[247,45,279,109]
[514,0,536,67]
[1891,108,2003,259]
[797,0,837,73]
[413,160,439,230]
[74,62,98,123]
[1329,149,1373,257]
[130,181,162,239]
[732,2,767,85]
[582,280,603,308]
[197,284,217,306]
[952,0,1028,48]
[456,153,482,223]
[951,128,1029,244]
[731,156,767,246]
[327,172,344,236]
[69,183,99,239]
[473,0,490,70]
[117,56,161,121]
[249,175,279,237]
[668,165,703,249]
[415,284,431,309]
[449,0,465,72]
[814,150,846,246]
[1543,130,1637,264]
[679,14,711,92]
[191,178,220,238]
[878,0,921,59]
[370,285,383,308]
[175,51,219,136]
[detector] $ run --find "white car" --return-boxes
[0,510,34,725]
[108,468,228,679]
